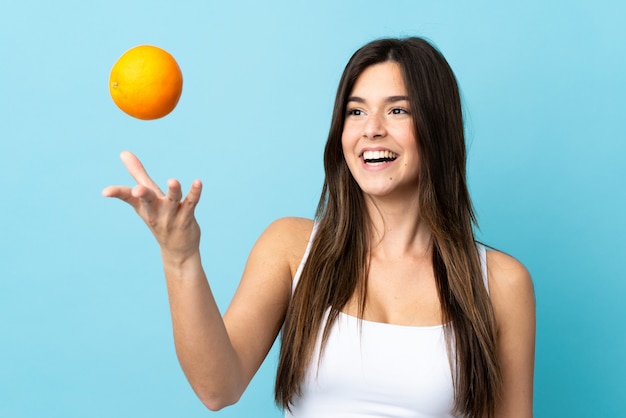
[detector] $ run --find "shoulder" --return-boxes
[485,249,536,414]
[260,217,314,252]
[263,216,314,237]
[254,217,315,276]
[485,249,535,330]
[486,249,533,295]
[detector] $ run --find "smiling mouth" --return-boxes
[362,150,398,164]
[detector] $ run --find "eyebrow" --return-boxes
[347,95,410,103]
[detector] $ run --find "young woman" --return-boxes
[103,37,535,417]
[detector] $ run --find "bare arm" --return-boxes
[487,250,536,418]
[102,151,310,410]
[163,219,301,410]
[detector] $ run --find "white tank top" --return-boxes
[285,226,488,418]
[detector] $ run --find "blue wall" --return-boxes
[1,1,624,416]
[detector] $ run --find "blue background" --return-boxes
[1,1,624,417]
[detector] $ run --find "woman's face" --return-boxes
[341,61,420,201]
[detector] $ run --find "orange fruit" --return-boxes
[109,45,183,120]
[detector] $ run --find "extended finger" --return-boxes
[132,184,158,203]
[132,184,161,224]
[102,185,135,203]
[180,180,203,214]
[165,179,183,204]
[120,151,164,197]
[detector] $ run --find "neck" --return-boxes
[365,194,432,258]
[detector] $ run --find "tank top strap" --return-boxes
[292,221,319,292]
[476,243,489,295]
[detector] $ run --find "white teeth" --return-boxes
[362,150,397,161]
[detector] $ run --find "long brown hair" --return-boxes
[276,37,501,418]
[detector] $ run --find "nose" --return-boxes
[362,112,386,139]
